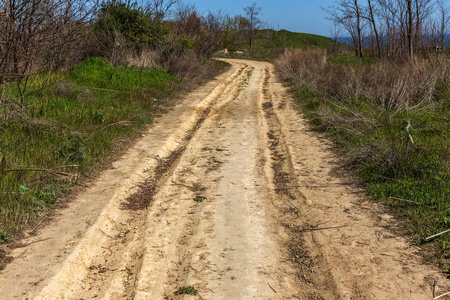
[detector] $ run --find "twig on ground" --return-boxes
[388,196,422,205]
[100,121,133,131]
[406,120,414,144]
[433,290,450,300]
[100,229,115,239]
[309,225,347,232]
[286,199,300,213]
[53,164,79,169]
[189,265,198,272]
[3,167,76,178]
[89,87,123,93]
[16,237,52,248]
[31,215,49,232]
[101,245,113,255]
[126,267,132,281]
[432,279,437,298]
[301,223,347,232]
[171,181,205,192]
[18,249,28,258]
[426,229,450,241]
[26,237,52,245]
[268,283,277,293]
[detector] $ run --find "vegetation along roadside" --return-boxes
[275,48,450,272]
[0,0,232,269]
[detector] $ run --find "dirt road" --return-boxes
[0,59,448,299]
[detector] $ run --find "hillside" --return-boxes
[267,29,336,49]
[231,29,338,59]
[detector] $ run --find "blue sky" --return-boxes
[184,0,336,37]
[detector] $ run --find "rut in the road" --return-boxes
[260,67,340,299]
[32,63,253,299]
[129,62,302,299]
[1,59,449,300]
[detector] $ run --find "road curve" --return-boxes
[0,59,448,299]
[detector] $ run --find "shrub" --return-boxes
[275,49,327,89]
[0,230,13,244]
[94,1,168,58]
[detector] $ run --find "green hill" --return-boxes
[231,29,338,59]
[267,29,335,49]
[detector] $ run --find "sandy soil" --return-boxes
[0,59,448,299]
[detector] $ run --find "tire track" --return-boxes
[260,66,340,299]
[132,63,253,300]
[1,59,448,300]
[33,63,251,300]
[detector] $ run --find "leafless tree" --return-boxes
[144,0,178,21]
[354,0,364,57]
[415,0,434,46]
[329,0,448,60]
[171,3,202,36]
[331,25,342,52]
[243,2,262,53]
[222,15,240,49]
[327,0,365,57]
[435,0,449,49]
[169,4,226,58]
[200,10,226,57]
[407,0,414,59]
[0,0,99,107]
[365,0,382,57]
[327,0,367,57]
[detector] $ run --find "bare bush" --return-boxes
[276,50,450,110]
[274,49,327,90]
[126,49,162,68]
[171,3,202,37]
[171,4,226,59]
[0,0,99,106]
[166,50,201,83]
[243,3,262,53]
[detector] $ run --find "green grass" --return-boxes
[193,196,206,203]
[229,29,340,60]
[287,59,450,272]
[0,57,178,237]
[0,230,13,244]
[174,286,198,295]
[268,29,336,49]
[0,249,5,270]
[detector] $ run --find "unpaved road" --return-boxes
[0,59,449,299]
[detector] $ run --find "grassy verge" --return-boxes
[0,57,229,248]
[0,57,176,242]
[275,50,450,272]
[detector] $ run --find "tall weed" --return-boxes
[276,51,450,110]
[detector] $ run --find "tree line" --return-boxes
[327,0,450,59]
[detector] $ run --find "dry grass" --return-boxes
[275,49,327,90]
[126,49,162,69]
[166,50,202,83]
[275,50,450,110]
